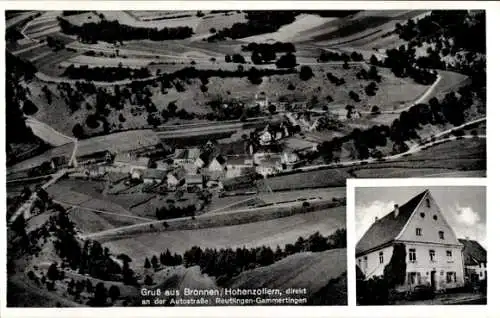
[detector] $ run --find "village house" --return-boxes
[76,150,113,166]
[207,155,226,172]
[356,190,465,292]
[459,238,487,282]
[142,169,167,185]
[280,151,299,168]
[114,153,150,173]
[225,155,255,179]
[254,94,269,110]
[172,148,201,167]
[50,156,68,170]
[185,174,203,192]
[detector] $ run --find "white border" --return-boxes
[1,1,499,318]
[347,178,489,315]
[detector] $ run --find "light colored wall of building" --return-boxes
[397,193,461,246]
[401,242,464,291]
[356,245,394,279]
[466,262,487,281]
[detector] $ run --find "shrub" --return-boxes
[299,66,314,81]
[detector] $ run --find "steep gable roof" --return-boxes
[459,239,487,266]
[356,190,428,256]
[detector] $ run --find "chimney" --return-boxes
[394,204,399,218]
[375,216,379,222]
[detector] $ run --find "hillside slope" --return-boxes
[228,248,346,301]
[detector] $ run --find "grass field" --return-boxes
[102,206,346,268]
[229,248,346,301]
[258,169,352,191]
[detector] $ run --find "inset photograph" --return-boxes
[355,185,486,305]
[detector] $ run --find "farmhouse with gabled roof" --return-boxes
[356,189,465,292]
[459,238,487,282]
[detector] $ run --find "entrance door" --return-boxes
[430,271,437,290]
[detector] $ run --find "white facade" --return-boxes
[466,262,487,281]
[356,190,465,292]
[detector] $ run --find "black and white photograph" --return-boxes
[355,185,487,305]
[3,5,486,310]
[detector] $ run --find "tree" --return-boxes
[47,263,59,281]
[268,104,277,114]
[299,66,314,81]
[22,99,38,115]
[371,105,381,114]
[167,101,178,114]
[175,190,184,200]
[108,285,120,302]
[144,275,153,286]
[251,51,262,65]
[92,282,108,307]
[383,243,407,288]
[72,123,84,139]
[144,257,151,269]
[275,52,297,68]
[151,255,159,270]
[370,54,379,65]
[232,54,246,64]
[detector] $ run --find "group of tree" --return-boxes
[158,66,295,87]
[144,250,183,270]
[207,11,298,41]
[43,205,139,286]
[243,42,296,66]
[383,45,438,85]
[179,229,346,279]
[224,53,246,64]
[318,50,364,63]
[46,35,66,51]
[242,42,296,54]
[326,72,346,86]
[5,52,40,154]
[63,64,151,82]
[316,85,473,161]
[275,52,297,69]
[155,204,196,220]
[58,17,194,43]
[356,65,381,83]
[395,11,485,54]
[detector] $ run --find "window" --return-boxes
[420,212,425,218]
[439,231,444,240]
[480,272,483,277]
[446,272,457,283]
[429,250,436,262]
[416,228,422,236]
[433,215,438,220]
[407,272,421,285]
[363,256,368,270]
[409,248,417,262]
[446,250,452,257]
[379,251,384,264]
[426,198,431,208]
